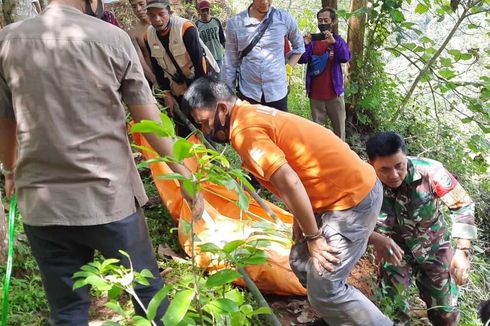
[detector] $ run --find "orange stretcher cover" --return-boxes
[133,132,307,296]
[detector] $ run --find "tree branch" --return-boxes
[392,5,471,120]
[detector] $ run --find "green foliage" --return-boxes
[0,212,49,325]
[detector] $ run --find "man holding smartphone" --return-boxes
[298,7,351,141]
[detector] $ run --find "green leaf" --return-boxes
[100,258,120,271]
[102,322,122,326]
[160,112,176,137]
[415,3,429,14]
[72,271,93,279]
[224,289,245,306]
[162,290,195,326]
[173,138,193,161]
[147,286,172,321]
[157,173,187,181]
[176,317,197,326]
[460,117,473,123]
[223,240,246,254]
[439,69,456,79]
[108,286,123,300]
[105,301,127,316]
[131,120,165,137]
[84,275,112,291]
[240,304,254,316]
[390,9,405,23]
[468,135,490,153]
[205,298,240,314]
[80,264,98,273]
[237,191,249,211]
[439,57,452,68]
[140,269,154,279]
[135,275,150,286]
[251,307,272,316]
[72,279,88,290]
[205,269,241,288]
[133,316,152,326]
[199,242,222,254]
[182,179,196,198]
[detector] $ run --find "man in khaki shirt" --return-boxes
[0,0,196,323]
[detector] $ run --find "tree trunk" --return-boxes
[321,0,337,8]
[346,0,367,118]
[2,0,36,24]
[321,0,338,33]
[39,0,47,10]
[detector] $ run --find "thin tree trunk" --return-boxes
[321,0,337,8]
[2,0,37,24]
[321,0,338,33]
[394,6,470,120]
[346,0,367,118]
[39,0,47,11]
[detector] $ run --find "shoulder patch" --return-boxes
[433,168,457,197]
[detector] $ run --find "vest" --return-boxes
[147,16,220,83]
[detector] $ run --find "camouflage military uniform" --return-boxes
[377,157,477,325]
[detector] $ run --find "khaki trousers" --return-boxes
[310,96,346,141]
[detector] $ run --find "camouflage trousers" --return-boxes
[381,243,460,326]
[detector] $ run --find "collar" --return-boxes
[244,5,274,26]
[404,157,422,185]
[44,3,84,14]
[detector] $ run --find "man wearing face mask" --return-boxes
[299,7,351,141]
[0,0,205,323]
[183,77,394,325]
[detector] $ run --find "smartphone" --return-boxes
[311,33,326,41]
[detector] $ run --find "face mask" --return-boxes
[84,0,104,18]
[318,24,331,33]
[210,107,230,144]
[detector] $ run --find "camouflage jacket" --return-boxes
[377,157,477,262]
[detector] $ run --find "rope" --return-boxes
[2,194,17,326]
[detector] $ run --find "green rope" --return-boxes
[2,194,16,326]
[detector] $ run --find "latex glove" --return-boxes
[372,234,404,267]
[307,236,341,275]
[451,249,471,285]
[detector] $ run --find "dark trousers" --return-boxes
[24,208,168,326]
[238,92,288,112]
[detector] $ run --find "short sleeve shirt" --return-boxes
[0,5,155,226]
[230,101,376,212]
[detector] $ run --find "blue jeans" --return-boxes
[290,179,393,325]
[24,208,168,326]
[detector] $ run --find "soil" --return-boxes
[267,256,378,325]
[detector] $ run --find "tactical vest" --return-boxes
[147,16,220,84]
[147,15,195,81]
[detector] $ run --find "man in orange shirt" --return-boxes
[183,77,393,325]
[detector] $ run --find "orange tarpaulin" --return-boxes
[133,132,307,296]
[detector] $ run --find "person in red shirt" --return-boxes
[299,7,351,141]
